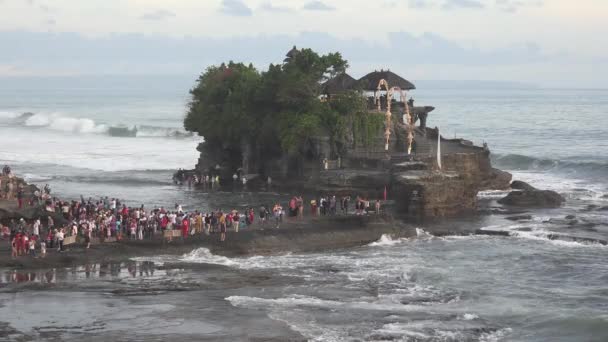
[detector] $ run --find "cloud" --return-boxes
[442,0,485,9]
[259,2,294,13]
[0,30,549,74]
[140,9,176,21]
[220,0,253,16]
[495,0,543,13]
[302,1,335,11]
[408,0,433,9]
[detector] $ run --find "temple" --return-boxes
[192,47,512,218]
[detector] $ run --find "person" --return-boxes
[289,197,297,218]
[247,208,254,227]
[33,218,40,238]
[219,212,226,242]
[28,237,36,258]
[233,211,240,232]
[40,239,46,258]
[56,228,65,252]
[259,205,267,226]
[297,196,304,220]
[375,200,381,215]
[16,188,24,209]
[181,216,189,239]
[11,234,18,259]
[273,204,282,229]
[310,199,317,216]
[84,225,91,249]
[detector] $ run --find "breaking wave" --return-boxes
[4,111,194,138]
[492,153,608,179]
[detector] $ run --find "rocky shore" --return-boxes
[1,170,572,271]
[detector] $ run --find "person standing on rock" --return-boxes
[17,186,24,208]
[56,228,65,252]
[33,218,40,238]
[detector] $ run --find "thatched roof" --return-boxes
[357,70,416,91]
[322,73,357,94]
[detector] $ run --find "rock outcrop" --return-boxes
[497,180,565,208]
[498,189,565,208]
[192,113,512,218]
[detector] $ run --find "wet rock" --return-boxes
[580,205,599,212]
[505,214,532,221]
[510,180,536,191]
[598,206,608,211]
[498,190,565,208]
[565,215,576,220]
[546,218,578,226]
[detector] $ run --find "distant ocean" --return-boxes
[1,76,607,341]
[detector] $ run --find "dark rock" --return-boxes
[498,190,565,208]
[597,206,608,211]
[601,194,608,199]
[480,168,512,190]
[580,205,599,212]
[565,215,576,220]
[505,214,532,221]
[510,180,536,191]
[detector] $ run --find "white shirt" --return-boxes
[33,220,40,235]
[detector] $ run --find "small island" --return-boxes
[183,46,512,218]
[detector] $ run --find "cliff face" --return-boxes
[193,109,511,218]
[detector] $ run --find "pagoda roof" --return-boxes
[322,73,357,94]
[358,70,416,91]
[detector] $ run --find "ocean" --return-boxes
[1,76,607,341]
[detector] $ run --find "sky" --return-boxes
[0,0,607,87]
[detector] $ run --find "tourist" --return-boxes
[11,234,18,259]
[219,212,226,242]
[310,199,317,216]
[297,196,304,220]
[84,225,92,249]
[33,218,40,238]
[232,211,240,232]
[40,239,46,258]
[259,205,267,226]
[181,216,189,239]
[56,228,65,252]
[28,236,37,258]
[375,200,381,215]
[16,187,24,209]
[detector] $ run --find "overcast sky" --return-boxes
[0,0,606,87]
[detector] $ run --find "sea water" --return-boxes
[1,76,607,341]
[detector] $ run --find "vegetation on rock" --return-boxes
[184,47,385,173]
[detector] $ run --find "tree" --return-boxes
[184,47,355,174]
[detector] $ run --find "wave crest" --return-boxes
[492,153,608,179]
[5,111,195,138]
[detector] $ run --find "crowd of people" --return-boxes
[2,167,383,260]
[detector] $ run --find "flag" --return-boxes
[437,128,442,170]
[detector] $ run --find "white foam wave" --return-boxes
[180,248,237,266]
[510,230,606,248]
[480,327,513,342]
[368,234,407,247]
[25,112,107,134]
[480,224,607,248]
[226,294,423,312]
[416,228,434,238]
[460,313,479,320]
